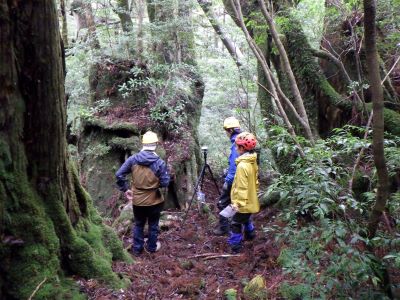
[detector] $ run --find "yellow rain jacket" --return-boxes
[231,152,260,213]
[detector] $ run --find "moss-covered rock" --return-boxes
[78,60,204,217]
[243,275,268,299]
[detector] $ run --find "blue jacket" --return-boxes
[115,150,170,192]
[225,130,240,185]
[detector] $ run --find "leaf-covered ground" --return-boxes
[78,179,284,299]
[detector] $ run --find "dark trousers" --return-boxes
[228,212,255,250]
[217,184,232,230]
[217,183,232,211]
[132,202,163,252]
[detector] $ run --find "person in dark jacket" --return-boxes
[213,117,241,235]
[116,131,170,255]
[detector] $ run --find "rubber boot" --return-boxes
[244,221,256,241]
[228,232,243,253]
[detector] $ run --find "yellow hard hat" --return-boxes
[223,117,240,129]
[142,131,159,144]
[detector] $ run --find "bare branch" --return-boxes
[197,0,243,68]
[258,0,312,135]
[28,277,47,300]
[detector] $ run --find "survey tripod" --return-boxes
[181,146,220,224]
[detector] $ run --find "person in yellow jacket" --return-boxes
[227,132,259,253]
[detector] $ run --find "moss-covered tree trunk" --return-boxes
[0,2,129,299]
[116,0,133,33]
[363,0,390,237]
[115,0,134,57]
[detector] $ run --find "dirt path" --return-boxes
[80,181,283,299]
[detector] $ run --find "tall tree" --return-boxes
[114,0,134,57]
[115,0,133,33]
[146,0,196,65]
[363,0,390,237]
[71,0,100,49]
[60,0,69,48]
[137,0,145,61]
[0,1,128,299]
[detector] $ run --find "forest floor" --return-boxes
[79,179,285,299]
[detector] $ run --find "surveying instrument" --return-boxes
[182,146,220,224]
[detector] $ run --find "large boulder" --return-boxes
[78,57,204,216]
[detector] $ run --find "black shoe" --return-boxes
[244,230,256,241]
[231,244,242,254]
[145,241,161,253]
[131,249,143,257]
[213,227,229,236]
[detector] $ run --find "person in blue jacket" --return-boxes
[213,117,241,235]
[115,131,170,256]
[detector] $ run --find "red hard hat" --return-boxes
[235,132,257,151]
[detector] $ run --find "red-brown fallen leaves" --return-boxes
[79,181,285,299]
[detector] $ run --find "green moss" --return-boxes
[2,157,129,298]
[2,187,63,299]
[109,136,140,152]
[102,225,132,262]
[67,235,118,282]
[383,108,400,136]
[34,277,86,300]
[243,275,268,299]
[76,219,112,260]
[224,288,238,300]
[83,118,139,134]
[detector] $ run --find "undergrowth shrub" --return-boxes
[263,125,400,298]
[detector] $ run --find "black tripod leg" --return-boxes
[181,164,206,224]
[205,164,221,195]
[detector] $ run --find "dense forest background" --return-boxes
[1,0,400,299]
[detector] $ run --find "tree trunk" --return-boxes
[137,0,145,62]
[60,0,69,48]
[177,0,195,64]
[116,0,133,32]
[146,0,196,65]
[115,0,134,57]
[364,0,390,238]
[71,0,100,49]
[0,2,129,299]
[146,0,176,63]
[258,0,312,133]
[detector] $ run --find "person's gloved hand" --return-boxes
[222,182,228,191]
[124,189,133,201]
[231,203,239,212]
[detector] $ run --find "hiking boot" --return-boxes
[230,244,242,254]
[244,230,256,241]
[131,248,143,257]
[213,215,230,236]
[213,226,229,236]
[145,241,161,253]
